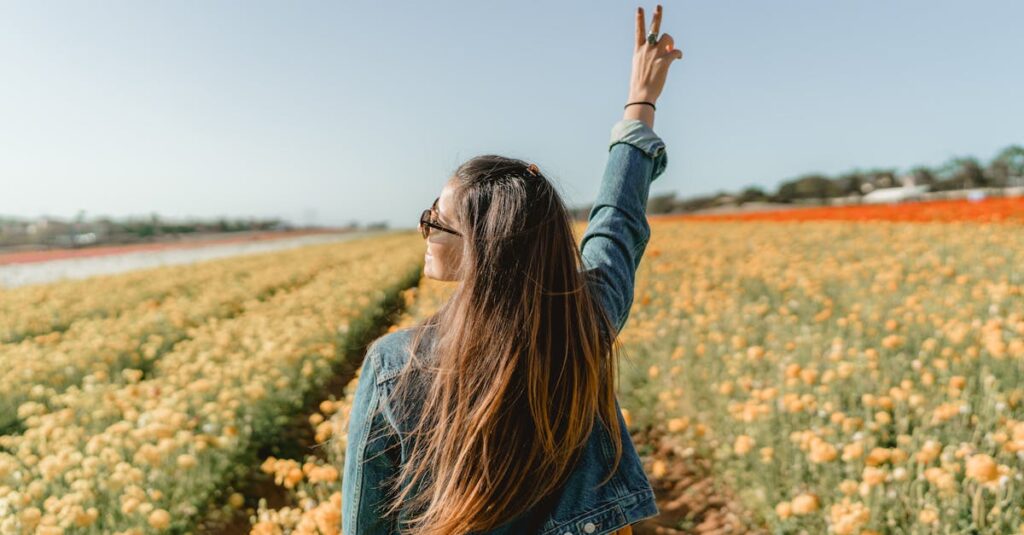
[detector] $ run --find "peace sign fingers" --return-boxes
[634,4,664,49]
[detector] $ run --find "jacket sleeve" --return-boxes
[342,349,401,535]
[580,119,669,335]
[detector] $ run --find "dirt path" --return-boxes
[633,427,767,535]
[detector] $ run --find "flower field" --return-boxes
[664,196,1024,224]
[0,241,385,433]
[616,219,1024,534]
[0,231,425,534]
[246,276,450,535]
[4,213,1024,534]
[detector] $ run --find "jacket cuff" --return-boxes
[608,118,666,160]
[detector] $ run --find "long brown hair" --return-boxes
[382,155,624,534]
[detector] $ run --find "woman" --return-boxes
[342,5,683,534]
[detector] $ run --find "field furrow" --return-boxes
[0,232,423,534]
[0,236,393,434]
[0,235,360,344]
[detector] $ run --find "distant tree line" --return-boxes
[115,215,290,237]
[0,213,353,250]
[568,144,1024,218]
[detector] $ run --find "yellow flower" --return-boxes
[176,454,197,469]
[284,467,304,488]
[319,399,337,414]
[915,440,942,464]
[667,417,689,433]
[924,467,957,492]
[828,498,870,535]
[148,509,171,530]
[809,440,838,463]
[791,493,820,515]
[651,460,667,478]
[862,466,887,486]
[918,507,939,524]
[19,508,42,530]
[228,492,246,509]
[121,497,141,515]
[73,506,99,527]
[309,465,339,484]
[865,447,891,466]
[733,435,756,455]
[775,501,793,520]
[260,456,278,474]
[965,454,998,483]
[314,499,342,534]
[842,441,864,461]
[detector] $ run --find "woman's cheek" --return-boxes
[445,248,461,273]
[429,249,447,277]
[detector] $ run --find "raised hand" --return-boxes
[628,4,684,107]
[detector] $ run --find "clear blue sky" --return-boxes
[2,1,1021,228]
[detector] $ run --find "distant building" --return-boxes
[712,194,737,207]
[861,185,929,204]
[967,190,986,202]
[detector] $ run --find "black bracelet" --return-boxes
[624,101,656,111]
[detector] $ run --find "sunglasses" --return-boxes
[419,197,463,239]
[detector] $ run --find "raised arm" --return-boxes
[580,4,683,335]
[580,122,667,335]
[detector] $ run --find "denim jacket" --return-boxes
[343,118,669,535]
